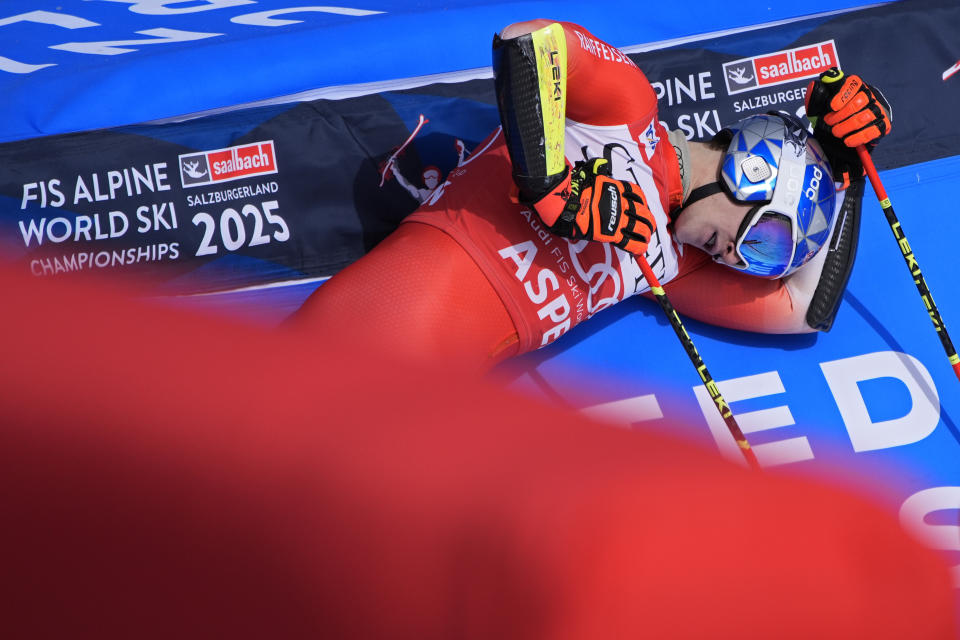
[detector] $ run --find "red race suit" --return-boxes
[407,21,815,354]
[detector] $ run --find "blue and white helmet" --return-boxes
[719,112,837,278]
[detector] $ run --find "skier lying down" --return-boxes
[290,19,892,370]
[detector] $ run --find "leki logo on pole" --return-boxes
[722,41,839,95]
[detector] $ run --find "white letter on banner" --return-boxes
[0,10,99,74]
[232,7,385,26]
[0,10,98,29]
[899,487,960,587]
[693,371,812,468]
[820,351,939,452]
[580,394,663,429]
[0,56,54,74]
[91,0,256,15]
[50,28,223,56]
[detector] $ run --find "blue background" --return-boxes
[3,0,876,142]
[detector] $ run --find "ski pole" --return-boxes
[636,256,761,471]
[856,146,960,383]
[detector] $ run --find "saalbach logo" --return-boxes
[723,41,839,95]
[179,141,278,188]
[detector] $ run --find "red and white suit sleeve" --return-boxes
[560,23,658,125]
[557,20,684,214]
[665,249,822,334]
[504,19,660,125]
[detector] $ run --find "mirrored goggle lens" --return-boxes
[736,211,794,278]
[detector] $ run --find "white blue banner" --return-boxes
[3,0,873,142]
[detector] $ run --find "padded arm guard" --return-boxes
[806,178,864,332]
[492,23,568,203]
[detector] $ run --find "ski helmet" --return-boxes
[719,112,837,278]
[422,165,441,190]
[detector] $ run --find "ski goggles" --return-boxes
[721,145,820,279]
[729,202,797,279]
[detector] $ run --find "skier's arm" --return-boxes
[655,254,816,335]
[659,184,863,334]
[492,20,661,254]
[391,168,423,203]
[498,20,654,124]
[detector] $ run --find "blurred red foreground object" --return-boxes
[0,268,955,639]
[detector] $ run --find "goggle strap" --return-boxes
[671,181,724,224]
[684,181,724,207]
